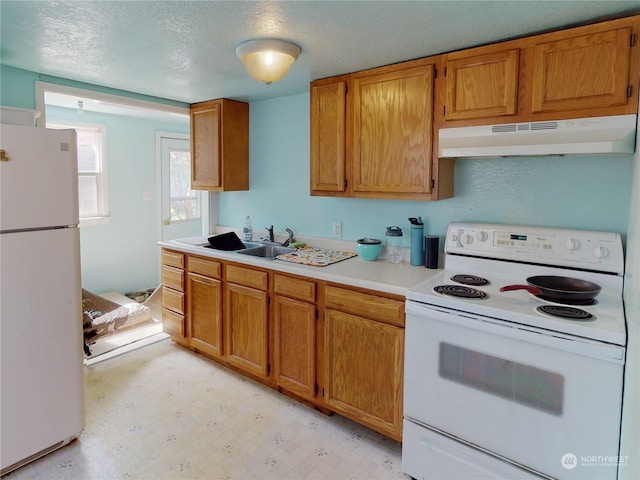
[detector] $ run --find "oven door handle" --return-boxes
[405,301,625,363]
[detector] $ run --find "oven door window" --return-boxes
[439,342,564,415]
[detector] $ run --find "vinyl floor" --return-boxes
[6,338,406,480]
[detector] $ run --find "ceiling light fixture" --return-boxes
[77,100,84,114]
[235,39,301,85]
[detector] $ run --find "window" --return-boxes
[169,148,200,221]
[48,122,109,225]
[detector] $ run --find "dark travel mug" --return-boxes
[425,235,439,269]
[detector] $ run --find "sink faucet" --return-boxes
[265,225,275,242]
[283,228,295,247]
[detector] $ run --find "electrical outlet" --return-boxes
[332,221,342,238]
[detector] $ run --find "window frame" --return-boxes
[47,120,110,226]
[168,146,201,223]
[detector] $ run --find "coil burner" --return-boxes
[434,285,488,300]
[450,274,490,286]
[537,305,594,321]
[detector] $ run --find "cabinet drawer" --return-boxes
[162,249,184,268]
[162,286,184,314]
[162,265,184,291]
[274,274,316,303]
[226,264,268,290]
[325,285,404,327]
[188,255,221,279]
[162,308,185,337]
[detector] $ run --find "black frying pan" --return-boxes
[500,275,601,304]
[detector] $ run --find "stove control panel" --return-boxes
[446,223,623,274]
[494,231,556,251]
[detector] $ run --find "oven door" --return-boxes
[404,300,625,480]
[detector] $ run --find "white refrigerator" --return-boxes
[0,124,85,475]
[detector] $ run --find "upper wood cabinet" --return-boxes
[352,64,434,195]
[444,49,519,121]
[190,99,249,191]
[310,60,449,200]
[439,15,639,127]
[530,27,633,114]
[310,80,347,194]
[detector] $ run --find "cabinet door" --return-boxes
[225,283,269,377]
[445,49,519,120]
[191,101,221,189]
[273,295,316,400]
[530,27,632,113]
[310,81,347,194]
[352,65,433,194]
[324,309,404,440]
[187,272,223,358]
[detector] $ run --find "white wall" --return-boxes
[620,109,640,479]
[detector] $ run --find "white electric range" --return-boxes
[403,223,627,480]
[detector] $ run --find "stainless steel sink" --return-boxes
[202,240,262,251]
[236,245,295,259]
[241,241,263,249]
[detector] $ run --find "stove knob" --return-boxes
[565,238,580,251]
[474,231,488,242]
[593,246,609,259]
[461,234,474,245]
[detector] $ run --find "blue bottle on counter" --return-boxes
[409,217,424,266]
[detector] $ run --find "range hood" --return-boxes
[438,114,637,158]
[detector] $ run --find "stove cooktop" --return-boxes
[407,258,626,346]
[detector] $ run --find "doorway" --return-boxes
[36,82,191,362]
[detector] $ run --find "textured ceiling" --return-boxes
[1,1,639,106]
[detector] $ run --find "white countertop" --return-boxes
[158,235,441,297]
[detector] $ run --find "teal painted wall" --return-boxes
[1,65,189,293]
[47,106,189,294]
[0,65,39,108]
[219,93,634,247]
[0,65,187,109]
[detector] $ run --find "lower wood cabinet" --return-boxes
[161,249,187,344]
[160,250,405,441]
[186,255,223,358]
[273,274,317,401]
[324,309,404,441]
[323,284,405,441]
[224,265,269,378]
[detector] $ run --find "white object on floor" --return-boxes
[84,332,168,366]
[99,291,152,327]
